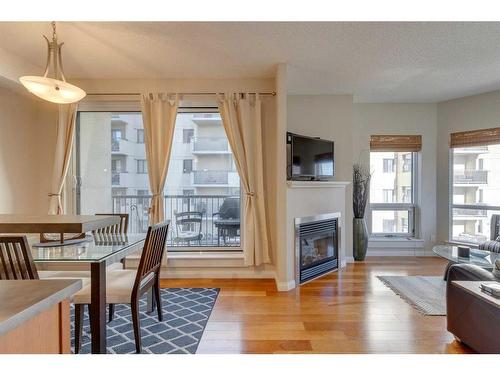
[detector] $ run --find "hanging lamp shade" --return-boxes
[19,22,86,104]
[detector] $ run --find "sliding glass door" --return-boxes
[75,110,242,251]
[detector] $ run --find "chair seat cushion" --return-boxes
[73,269,138,304]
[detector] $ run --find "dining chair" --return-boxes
[73,220,169,354]
[0,236,39,280]
[92,213,129,235]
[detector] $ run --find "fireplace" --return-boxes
[295,213,340,284]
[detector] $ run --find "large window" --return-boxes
[370,151,416,236]
[76,110,242,251]
[451,144,500,244]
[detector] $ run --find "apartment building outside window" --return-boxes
[75,109,242,251]
[183,129,194,144]
[370,151,416,236]
[137,129,144,143]
[450,129,500,244]
[136,159,147,174]
[369,135,421,238]
[183,159,193,173]
[383,158,395,173]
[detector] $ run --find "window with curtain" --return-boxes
[450,127,500,244]
[75,109,242,251]
[369,135,421,237]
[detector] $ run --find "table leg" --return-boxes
[217,227,220,247]
[90,262,107,354]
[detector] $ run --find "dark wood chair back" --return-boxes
[132,221,169,296]
[0,236,39,280]
[93,213,129,235]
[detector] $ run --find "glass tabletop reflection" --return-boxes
[30,233,146,263]
[432,244,499,269]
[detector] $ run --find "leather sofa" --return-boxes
[446,263,500,353]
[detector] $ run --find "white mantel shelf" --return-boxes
[287,181,351,188]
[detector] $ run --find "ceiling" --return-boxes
[1,22,500,102]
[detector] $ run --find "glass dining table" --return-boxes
[30,233,146,354]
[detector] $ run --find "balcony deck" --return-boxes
[112,194,241,249]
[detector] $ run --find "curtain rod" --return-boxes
[85,91,276,96]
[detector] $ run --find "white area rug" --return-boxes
[377,275,446,316]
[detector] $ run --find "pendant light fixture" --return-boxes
[19,22,86,104]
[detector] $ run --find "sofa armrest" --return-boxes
[447,263,498,282]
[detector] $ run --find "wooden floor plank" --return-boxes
[160,256,473,354]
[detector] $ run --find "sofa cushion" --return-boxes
[479,240,500,253]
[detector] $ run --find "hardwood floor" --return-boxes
[160,256,474,354]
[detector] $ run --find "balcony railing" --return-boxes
[111,194,241,248]
[193,170,229,185]
[453,170,488,184]
[192,137,229,153]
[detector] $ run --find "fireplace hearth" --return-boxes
[295,213,340,284]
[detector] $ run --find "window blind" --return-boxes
[370,135,422,152]
[450,127,500,148]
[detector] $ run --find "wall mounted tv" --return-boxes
[286,132,335,181]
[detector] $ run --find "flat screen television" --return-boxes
[287,132,334,181]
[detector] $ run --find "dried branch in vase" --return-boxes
[352,163,371,219]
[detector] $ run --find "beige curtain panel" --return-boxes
[48,103,78,215]
[370,135,422,152]
[218,93,271,266]
[141,93,179,224]
[450,127,500,148]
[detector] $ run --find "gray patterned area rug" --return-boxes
[377,276,446,316]
[70,288,219,354]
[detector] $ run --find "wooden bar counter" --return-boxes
[0,279,82,354]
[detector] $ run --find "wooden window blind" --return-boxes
[370,135,422,152]
[450,127,500,148]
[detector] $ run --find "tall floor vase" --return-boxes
[353,217,368,261]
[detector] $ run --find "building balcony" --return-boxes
[192,137,230,154]
[453,170,488,185]
[191,113,222,126]
[111,171,148,187]
[453,208,488,218]
[111,138,136,155]
[192,170,239,186]
[453,146,489,154]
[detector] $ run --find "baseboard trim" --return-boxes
[344,257,355,264]
[275,279,296,291]
[367,250,436,257]
[159,267,276,278]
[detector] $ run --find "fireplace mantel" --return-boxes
[287,181,350,188]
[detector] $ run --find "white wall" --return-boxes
[353,103,438,255]
[437,90,500,243]
[0,86,57,214]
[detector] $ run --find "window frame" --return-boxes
[136,129,144,144]
[370,151,418,238]
[74,104,244,253]
[448,146,500,245]
[136,159,148,174]
[182,159,193,174]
